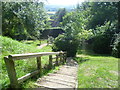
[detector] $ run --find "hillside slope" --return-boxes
[0,36,51,89]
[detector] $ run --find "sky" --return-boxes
[44,0,85,6]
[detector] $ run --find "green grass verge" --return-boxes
[0,36,52,89]
[75,54,118,88]
[21,39,47,46]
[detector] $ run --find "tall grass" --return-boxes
[0,36,51,89]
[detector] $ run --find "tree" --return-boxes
[76,2,119,54]
[52,8,66,27]
[52,7,93,57]
[53,2,119,56]
[2,2,49,40]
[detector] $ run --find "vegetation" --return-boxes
[75,53,118,88]
[52,34,79,57]
[21,39,47,46]
[0,36,51,89]
[52,8,66,27]
[52,2,119,57]
[1,1,119,89]
[112,32,120,58]
[2,1,50,40]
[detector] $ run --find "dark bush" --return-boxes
[52,34,79,57]
[86,20,119,55]
[91,34,112,54]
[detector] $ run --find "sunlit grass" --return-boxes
[21,39,47,46]
[0,36,51,89]
[75,54,118,88]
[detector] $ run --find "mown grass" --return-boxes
[75,52,118,88]
[0,36,52,89]
[21,39,47,46]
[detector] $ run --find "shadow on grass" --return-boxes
[74,57,90,64]
[77,49,111,57]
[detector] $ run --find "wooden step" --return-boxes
[35,58,78,89]
[37,76,76,87]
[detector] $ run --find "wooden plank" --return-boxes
[52,56,56,59]
[8,52,64,60]
[18,70,40,83]
[4,57,19,88]
[49,55,52,69]
[37,57,42,76]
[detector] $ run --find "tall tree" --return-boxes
[2,2,49,40]
[52,8,66,27]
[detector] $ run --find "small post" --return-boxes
[64,53,67,63]
[49,55,52,69]
[56,55,59,66]
[62,54,64,64]
[64,52,67,62]
[37,56,42,76]
[60,53,63,64]
[4,57,19,88]
[62,53,65,64]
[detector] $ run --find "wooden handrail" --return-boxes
[8,52,64,60]
[4,51,67,88]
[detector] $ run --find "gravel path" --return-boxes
[37,43,47,49]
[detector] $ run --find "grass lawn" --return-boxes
[75,53,118,88]
[21,39,47,46]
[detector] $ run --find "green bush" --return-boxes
[91,34,112,54]
[112,33,120,58]
[86,21,118,55]
[52,34,79,57]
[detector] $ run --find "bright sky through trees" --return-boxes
[45,0,85,6]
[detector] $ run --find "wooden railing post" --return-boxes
[60,53,63,64]
[4,57,19,88]
[49,55,52,69]
[62,54,64,64]
[63,53,67,63]
[62,53,65,64]
[64,52,67,62]
[37,56,42,76]
[56,55,59,66]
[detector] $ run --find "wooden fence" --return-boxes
[4,51,67,88]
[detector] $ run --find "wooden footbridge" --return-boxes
[4,52,78,89]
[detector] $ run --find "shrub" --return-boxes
[112,33,120,58]
[91,34,112,54]
[86,21,118,55]
[52,34,79,57]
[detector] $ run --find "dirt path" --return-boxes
[37,43,47,49]
[34,57,78,89]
